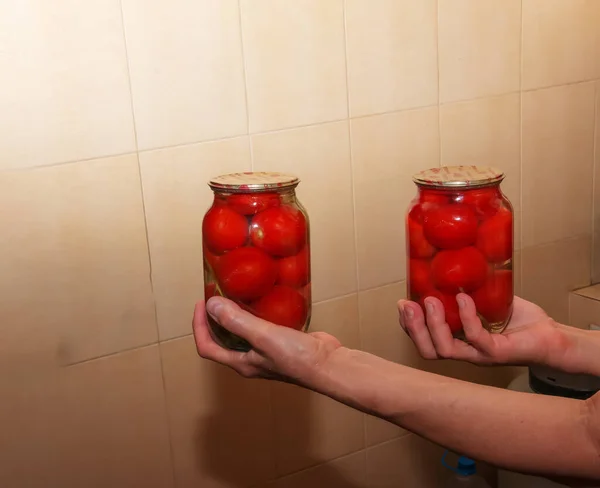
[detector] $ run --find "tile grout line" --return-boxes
[341,0,367,449]
[116,1,177,486]
[236,0,254,171]
[436,0,442,170]
[591,82,599,282]
[519,0,525,281]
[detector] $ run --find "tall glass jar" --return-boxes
[203,172,311,351]
[406,166,514,338]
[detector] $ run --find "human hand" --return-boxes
[398,294,571,367]
[193,296,343,385]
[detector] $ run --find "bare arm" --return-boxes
[314,347,600,482]
[194,298,600,483]
[558,325,600,377]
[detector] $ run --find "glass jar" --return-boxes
[203,172,311,351]
[406,166,513,338]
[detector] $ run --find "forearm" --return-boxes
[312,348,600,481]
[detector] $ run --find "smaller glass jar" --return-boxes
[202,172,311,351]
[406,166,514,338]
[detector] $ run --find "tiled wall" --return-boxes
[1,1,599,487]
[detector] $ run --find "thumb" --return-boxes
[206,296,272,345]
[458,293,496,355]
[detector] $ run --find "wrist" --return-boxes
[541,324,600,376]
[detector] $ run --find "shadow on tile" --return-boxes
[193,363,366,488]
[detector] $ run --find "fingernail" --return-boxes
[425,301,434,315]
[405,306,414,319]
[206,299,223,317]
[457,297,466,309]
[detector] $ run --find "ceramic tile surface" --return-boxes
[438,0,521,103]
[522,83,596,247]
[0,0,136,168]
[0,155,156,365]
[522,0,600,90]
[240,0,347,133]
[345,0,438,117]
[122,0,248,149]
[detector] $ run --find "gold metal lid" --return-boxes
[412,165,505,189]
[208,171,300,193]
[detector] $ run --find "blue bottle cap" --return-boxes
[456,456,476,476]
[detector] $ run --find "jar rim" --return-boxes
[208,171,300,193]
[412,165,505,189]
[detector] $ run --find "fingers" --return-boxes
[398,300,438,359]
[457,293,495,355]
[204,296,275,350]
[422,296,456,358]
[399,296,488,363]
[192,301,248,367]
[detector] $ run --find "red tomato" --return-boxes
[251,206,307,257]
[216,247,277,301]
[431,246,488,293]
[228,192,281,216]
[461,187,501,219]
[277,247,310,288]
[252,286,308,330]
[420,289,462,334]
[409,258,432,296]
[472,270,513,324]
[204,283,218,300]
[409,192,449,223]
[203,245,221,273]
[203,206,248,254]
[476,207,512,263]
[422,203,478,249]
[407,216,436,258]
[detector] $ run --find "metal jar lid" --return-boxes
[412,165,505,189]
[208,171,300,193]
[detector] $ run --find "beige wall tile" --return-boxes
[265,451,367,488]
[522,0,600,90]
[514,250,522,297]
[522,83,596,248]
[573,284,600,301]
[366,435,447,488]
[240,0,347,133]
[438,0,521,103]
[0,346,173,488]
[0,1,135,169]
[351,107,439,290]
[252,122,357,302]
[440,94,521,215]
[161,336,276,488]
[140,138,252,340]
[0,155,156,365]
[122,0,247,150]
[569,293,600,330]
[522,236,592,324]
[345,0,438,117]
[271,295,364,476]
